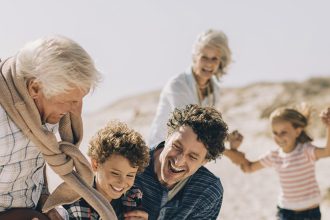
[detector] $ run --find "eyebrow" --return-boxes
[190,152,200,158]
[110,168,137,173]
[175,140,201,158]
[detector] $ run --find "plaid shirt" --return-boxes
[63,181,143,220]
[134,143,223,220]
[0,104,57,212]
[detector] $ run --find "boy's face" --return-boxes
[156,125,208,189]
[92,154,138,201]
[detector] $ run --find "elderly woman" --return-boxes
[148,29,231,147]
[148,29,246,165]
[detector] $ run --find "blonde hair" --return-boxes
[192,29,232,78]
[270,105,313,143]
[16,35,101,98]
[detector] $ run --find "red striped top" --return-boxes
[260,142,321,210]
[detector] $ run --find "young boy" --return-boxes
[63,121,150,220]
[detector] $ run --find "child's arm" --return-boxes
[241,160,265,173]
[223,149,248,165]
[315,107,330,159]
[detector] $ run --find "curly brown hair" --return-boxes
[167,104,228,160]
[87,121,150,173]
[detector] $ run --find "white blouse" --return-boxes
[148,69,221,148]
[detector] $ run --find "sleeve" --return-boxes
[303,142,317,162]
[259,150,276,168]
[190,180,223,220]
[148,74,195,147]
[148,85,172,147]
[63,200,87,220]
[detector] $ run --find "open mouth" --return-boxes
[168,160,185,174]
[202,68,213,74]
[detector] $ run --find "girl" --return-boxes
[241,106,330,220]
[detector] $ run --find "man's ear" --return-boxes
[91,158,99,172]
[202,159,208,166]
[27,79,41,98]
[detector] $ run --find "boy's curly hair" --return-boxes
[88,121,149,173]
[167,104,228,160]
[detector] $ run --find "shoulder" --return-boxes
[187,166,223,195]
[163,72,191,91]
[300,142,317,159]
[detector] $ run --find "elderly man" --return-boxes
[0,36,116,220]
[125,104,229,220]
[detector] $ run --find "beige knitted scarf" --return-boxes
[0,57,117,220]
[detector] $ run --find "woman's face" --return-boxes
[192,46,222,82]
[92,154,138,201]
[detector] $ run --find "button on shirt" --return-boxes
[0,104,57,212]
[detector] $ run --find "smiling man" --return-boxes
[127,104,228,220]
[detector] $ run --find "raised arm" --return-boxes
[224,130,249,165]
[315,107,330,160]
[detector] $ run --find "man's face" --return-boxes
[92,154,138,201]
[28,80,87,124]
[156,125,208,189]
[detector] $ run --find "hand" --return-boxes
[46,208,64,220]
[227,130,243,150]
[124,210,148,220]
[320,107,330,126]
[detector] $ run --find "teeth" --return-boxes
[203,68,212,72]
[169,161,184,172]
[112,186,123,192]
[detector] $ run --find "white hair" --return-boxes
[192,29,232,77]
[16,35,101,98]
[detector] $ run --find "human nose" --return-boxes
[174,153,186,166]
[115,175,125,185]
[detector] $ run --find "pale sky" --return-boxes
[1,0,329,113]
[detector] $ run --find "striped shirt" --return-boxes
[0,104,57,212]
[134,144,223,220]
[260,142,321,210]
[63,181,143,220]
